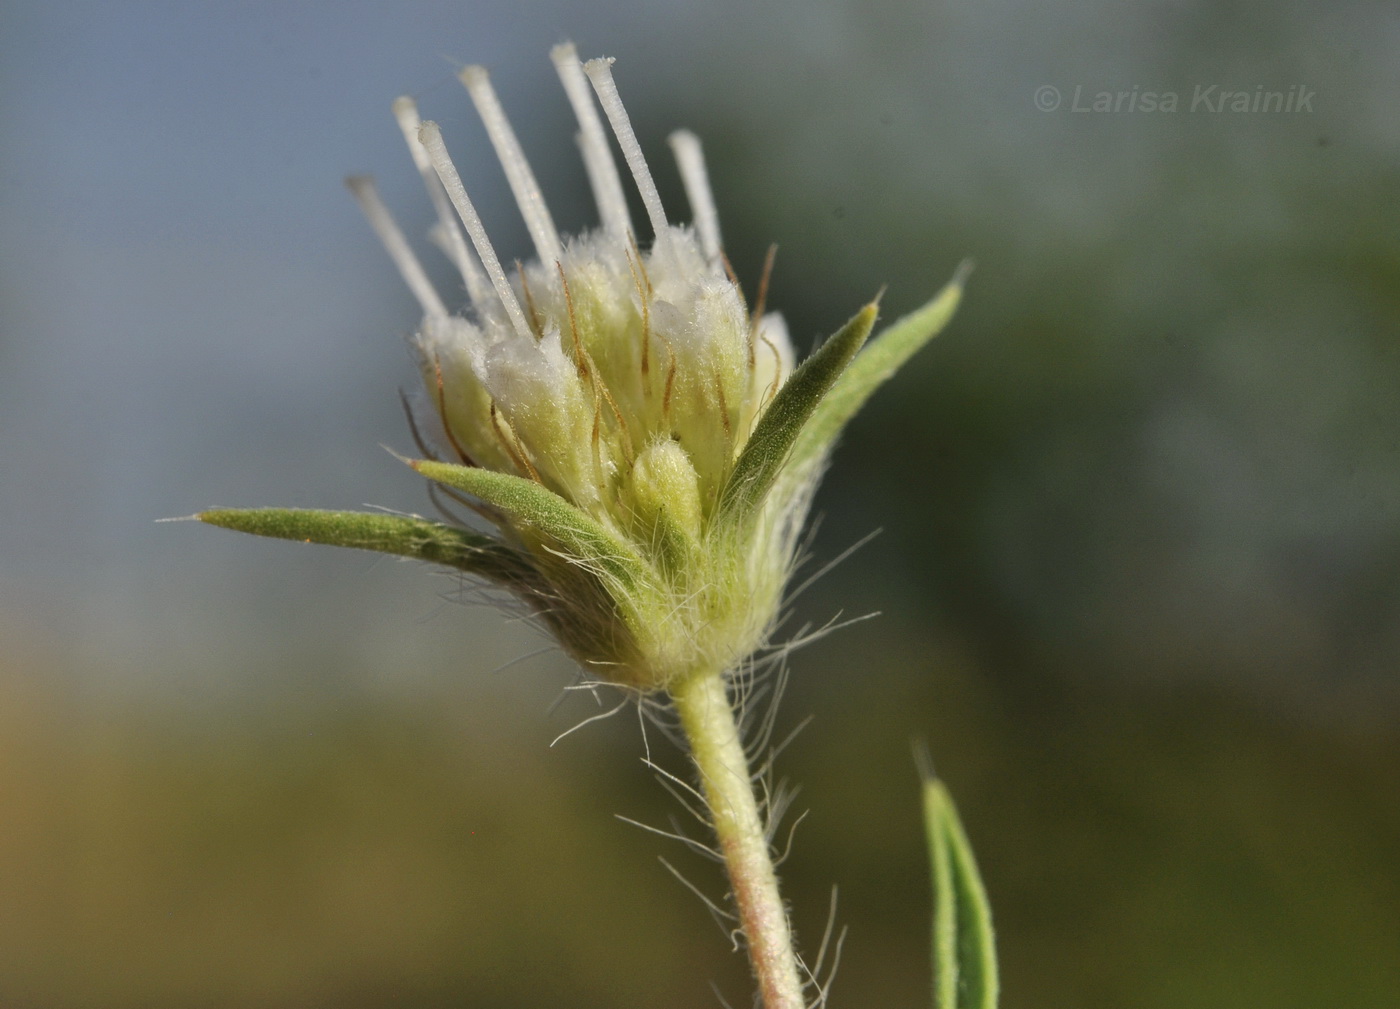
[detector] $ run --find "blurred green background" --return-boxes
[1,1,1396,1006]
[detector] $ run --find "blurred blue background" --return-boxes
[1,1,1397,1006]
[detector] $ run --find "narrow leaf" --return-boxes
[923,775,998,1009]
[717,302,879,522]
[198,508,527,581]
[410,460,647,588]
[792,262,969,472]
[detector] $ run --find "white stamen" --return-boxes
[668,130,722,262]
[392,96,492,309]
[345,175,447,320]
[417,121,533,341]
[583,58,671,244]
[550,43,633,240]
[458,65,563,266]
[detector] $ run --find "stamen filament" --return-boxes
[393,96,492,309]
[551,43,633,240]
[344,175,447,320]
[668,130,722,261]
[418,121,533,341]
[584,58,671,244]
[459,65,564,266]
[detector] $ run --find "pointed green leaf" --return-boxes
[197,508,529,582]
[792,262,969,472]
[923,775,998,1009]
[716,302,879,523]
[410,460,647,588]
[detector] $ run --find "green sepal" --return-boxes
[923,773,998,1009]
[409,460,648,589]
[791,262,969,473]
[197,508,526,581]
[716,302,879,524]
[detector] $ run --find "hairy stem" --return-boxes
[670,668,805,1009]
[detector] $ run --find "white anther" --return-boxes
[583,57,671,244]
[459,65,563,266]
[551,43,633,240]
[417,121,533,341]
[668,130,722,262]
[345,175,447,320]
[392,96,492,309]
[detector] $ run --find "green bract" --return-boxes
[923,771,999,1009]
[200,45,966,691]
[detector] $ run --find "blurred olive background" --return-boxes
[2,1,1397,1007]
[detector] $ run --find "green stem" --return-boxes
[670,668,805,1009]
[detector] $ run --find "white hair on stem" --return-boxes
[642,754,712,826]
[614,814,721,860]
[668,129,722,262]
[458,64,564,266]
[417,120,533,341]
[583,57,672,245]
[802,887,848,1009]
[344,175,447,320]
[551,42,634,241]
[659,856,739,940]
[549,694,630,747]
[392,95,493,309]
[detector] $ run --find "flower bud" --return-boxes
[627,438,703,576]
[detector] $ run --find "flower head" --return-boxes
[200,44,967,692]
